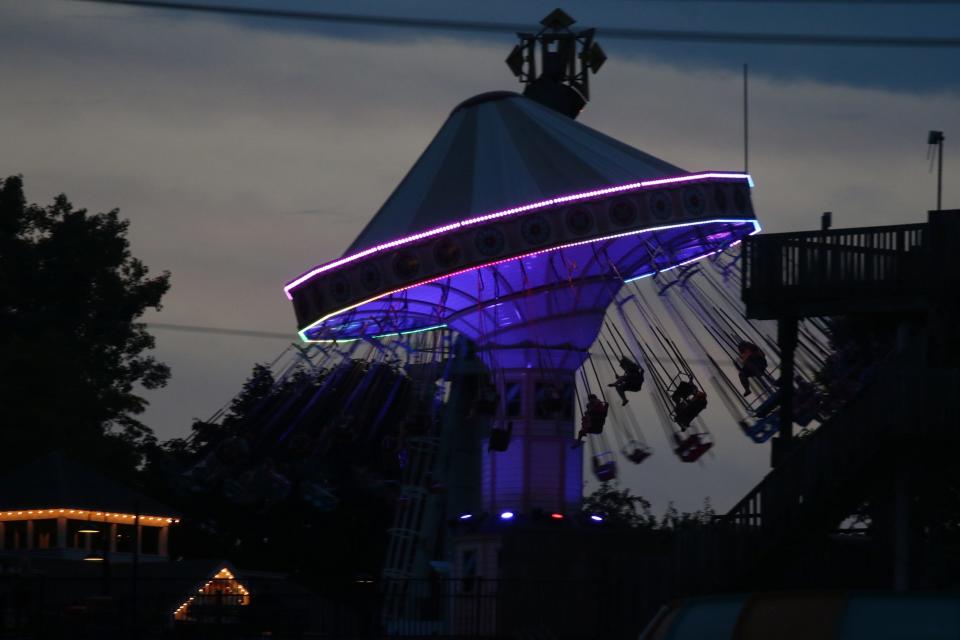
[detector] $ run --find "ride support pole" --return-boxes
[773,317,799,467]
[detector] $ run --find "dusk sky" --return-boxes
[3,0,958,513]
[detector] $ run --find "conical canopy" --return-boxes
[347,91,683,255]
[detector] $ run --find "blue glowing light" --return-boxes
[590,514,603,522]
[500,511,515,520]
[459,514,473,520]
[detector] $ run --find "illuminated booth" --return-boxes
[0,452,178,561]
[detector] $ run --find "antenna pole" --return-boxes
[929,130,945,211]
[938,135,943,211]
[743,63,749,174]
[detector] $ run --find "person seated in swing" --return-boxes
[674,390,708,429]
[626,446,651,464]
[737,341,768,397]
[671,380,698,405]
[572,394,608,448]
[607,357,645,406]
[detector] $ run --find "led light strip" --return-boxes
[0,507,179,523]
[299,218,761,342]
[623,238,747,283]
[284,172,753,299]
[310,323,449,345]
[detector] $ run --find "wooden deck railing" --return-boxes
[742,223,928,317]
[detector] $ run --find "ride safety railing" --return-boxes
[741,223,928,318]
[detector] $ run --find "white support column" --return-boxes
[158,526,169,556]
[57,517,67,549]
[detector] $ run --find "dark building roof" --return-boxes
[346,91,683,254]
[0,451,177,516]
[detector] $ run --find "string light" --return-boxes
[298,218,761,342]
[284,171,753,298]
[173,567,251,621]
[0,508,179,523]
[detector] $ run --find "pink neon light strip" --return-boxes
[284,172,753,299]
[298,217,760,342]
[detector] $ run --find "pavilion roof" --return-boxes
[0,451,177,517]
[346,91,683,254]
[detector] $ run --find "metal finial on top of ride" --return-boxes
[505,8,606,118]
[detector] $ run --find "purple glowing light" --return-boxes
[590,514,603,522]
[622,237,752,284]
[459,513,473,520]
[297,218,760,342]
[283,172,753,299]
[500,511,515,520]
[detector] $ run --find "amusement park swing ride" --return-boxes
[278,9,787,489]
[196,9,860,588]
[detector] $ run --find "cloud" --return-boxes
[48,0,960,94]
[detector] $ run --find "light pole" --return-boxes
[928,130,945,211]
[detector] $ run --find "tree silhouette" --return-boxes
[583,481,657,529]
[0,175,170,470]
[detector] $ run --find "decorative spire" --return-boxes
[505,8,607,119]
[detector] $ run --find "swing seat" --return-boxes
[592,452,617,481]
[622,442,651,465]
[674,433,713,462]
[753,392,781,419]
[622,376,644,392]
[675,395,708,427]
[740,414,779,443]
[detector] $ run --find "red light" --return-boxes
[550,513,564,520]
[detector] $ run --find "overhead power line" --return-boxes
[80,0,960,49]
[147,321,295,340]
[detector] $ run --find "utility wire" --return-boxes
[147,321,295,340]
[79,0,960,49]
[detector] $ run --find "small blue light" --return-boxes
[459,514,472,520]
[500,511,515,521]
[590,514,603,522]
